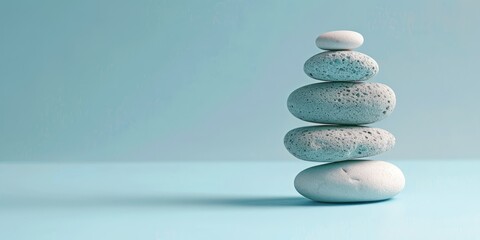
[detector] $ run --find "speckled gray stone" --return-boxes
[287,82,396,125]
[304,51,378,81]
[294,160,405,202]
[284,125,395,162]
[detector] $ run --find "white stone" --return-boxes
[295,160,405,202]
[315,30,364,50]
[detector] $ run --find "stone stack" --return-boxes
[284,30,405,203]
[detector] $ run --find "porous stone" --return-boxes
[304,51,378,81]
[294,160,405,202]
[284,125,395,162]
[287,82,396,125]
[315,30,364,50]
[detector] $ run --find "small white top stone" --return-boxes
[315,30,364,50]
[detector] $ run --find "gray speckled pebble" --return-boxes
[294,160,405,202]
[287,82,396,125]
[304,51,378,81]
[284,125,395,162]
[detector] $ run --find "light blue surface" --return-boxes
[1,0,480,162]
[1,160,479,239]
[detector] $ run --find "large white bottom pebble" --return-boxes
[295,160,405,203]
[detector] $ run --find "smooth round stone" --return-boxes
[304,51,378,81]
[287,82,396,125]
[284,125,395,162]
[315,30,364,50]
[295,160,405,203]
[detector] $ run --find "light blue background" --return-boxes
[1,0,479,162]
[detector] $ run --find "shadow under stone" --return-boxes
[0,194,390,209]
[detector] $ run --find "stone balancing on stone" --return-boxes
[285,30,405,203]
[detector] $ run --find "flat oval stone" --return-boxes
[315,30,364,50]
[284,125,395,162]
[304,51,378,81]
[295,160,405,202]
[287,82,396,125]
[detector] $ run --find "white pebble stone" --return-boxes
[315,30,364,50]
[295,160,405,203]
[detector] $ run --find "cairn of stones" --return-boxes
[284,30,405,202]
